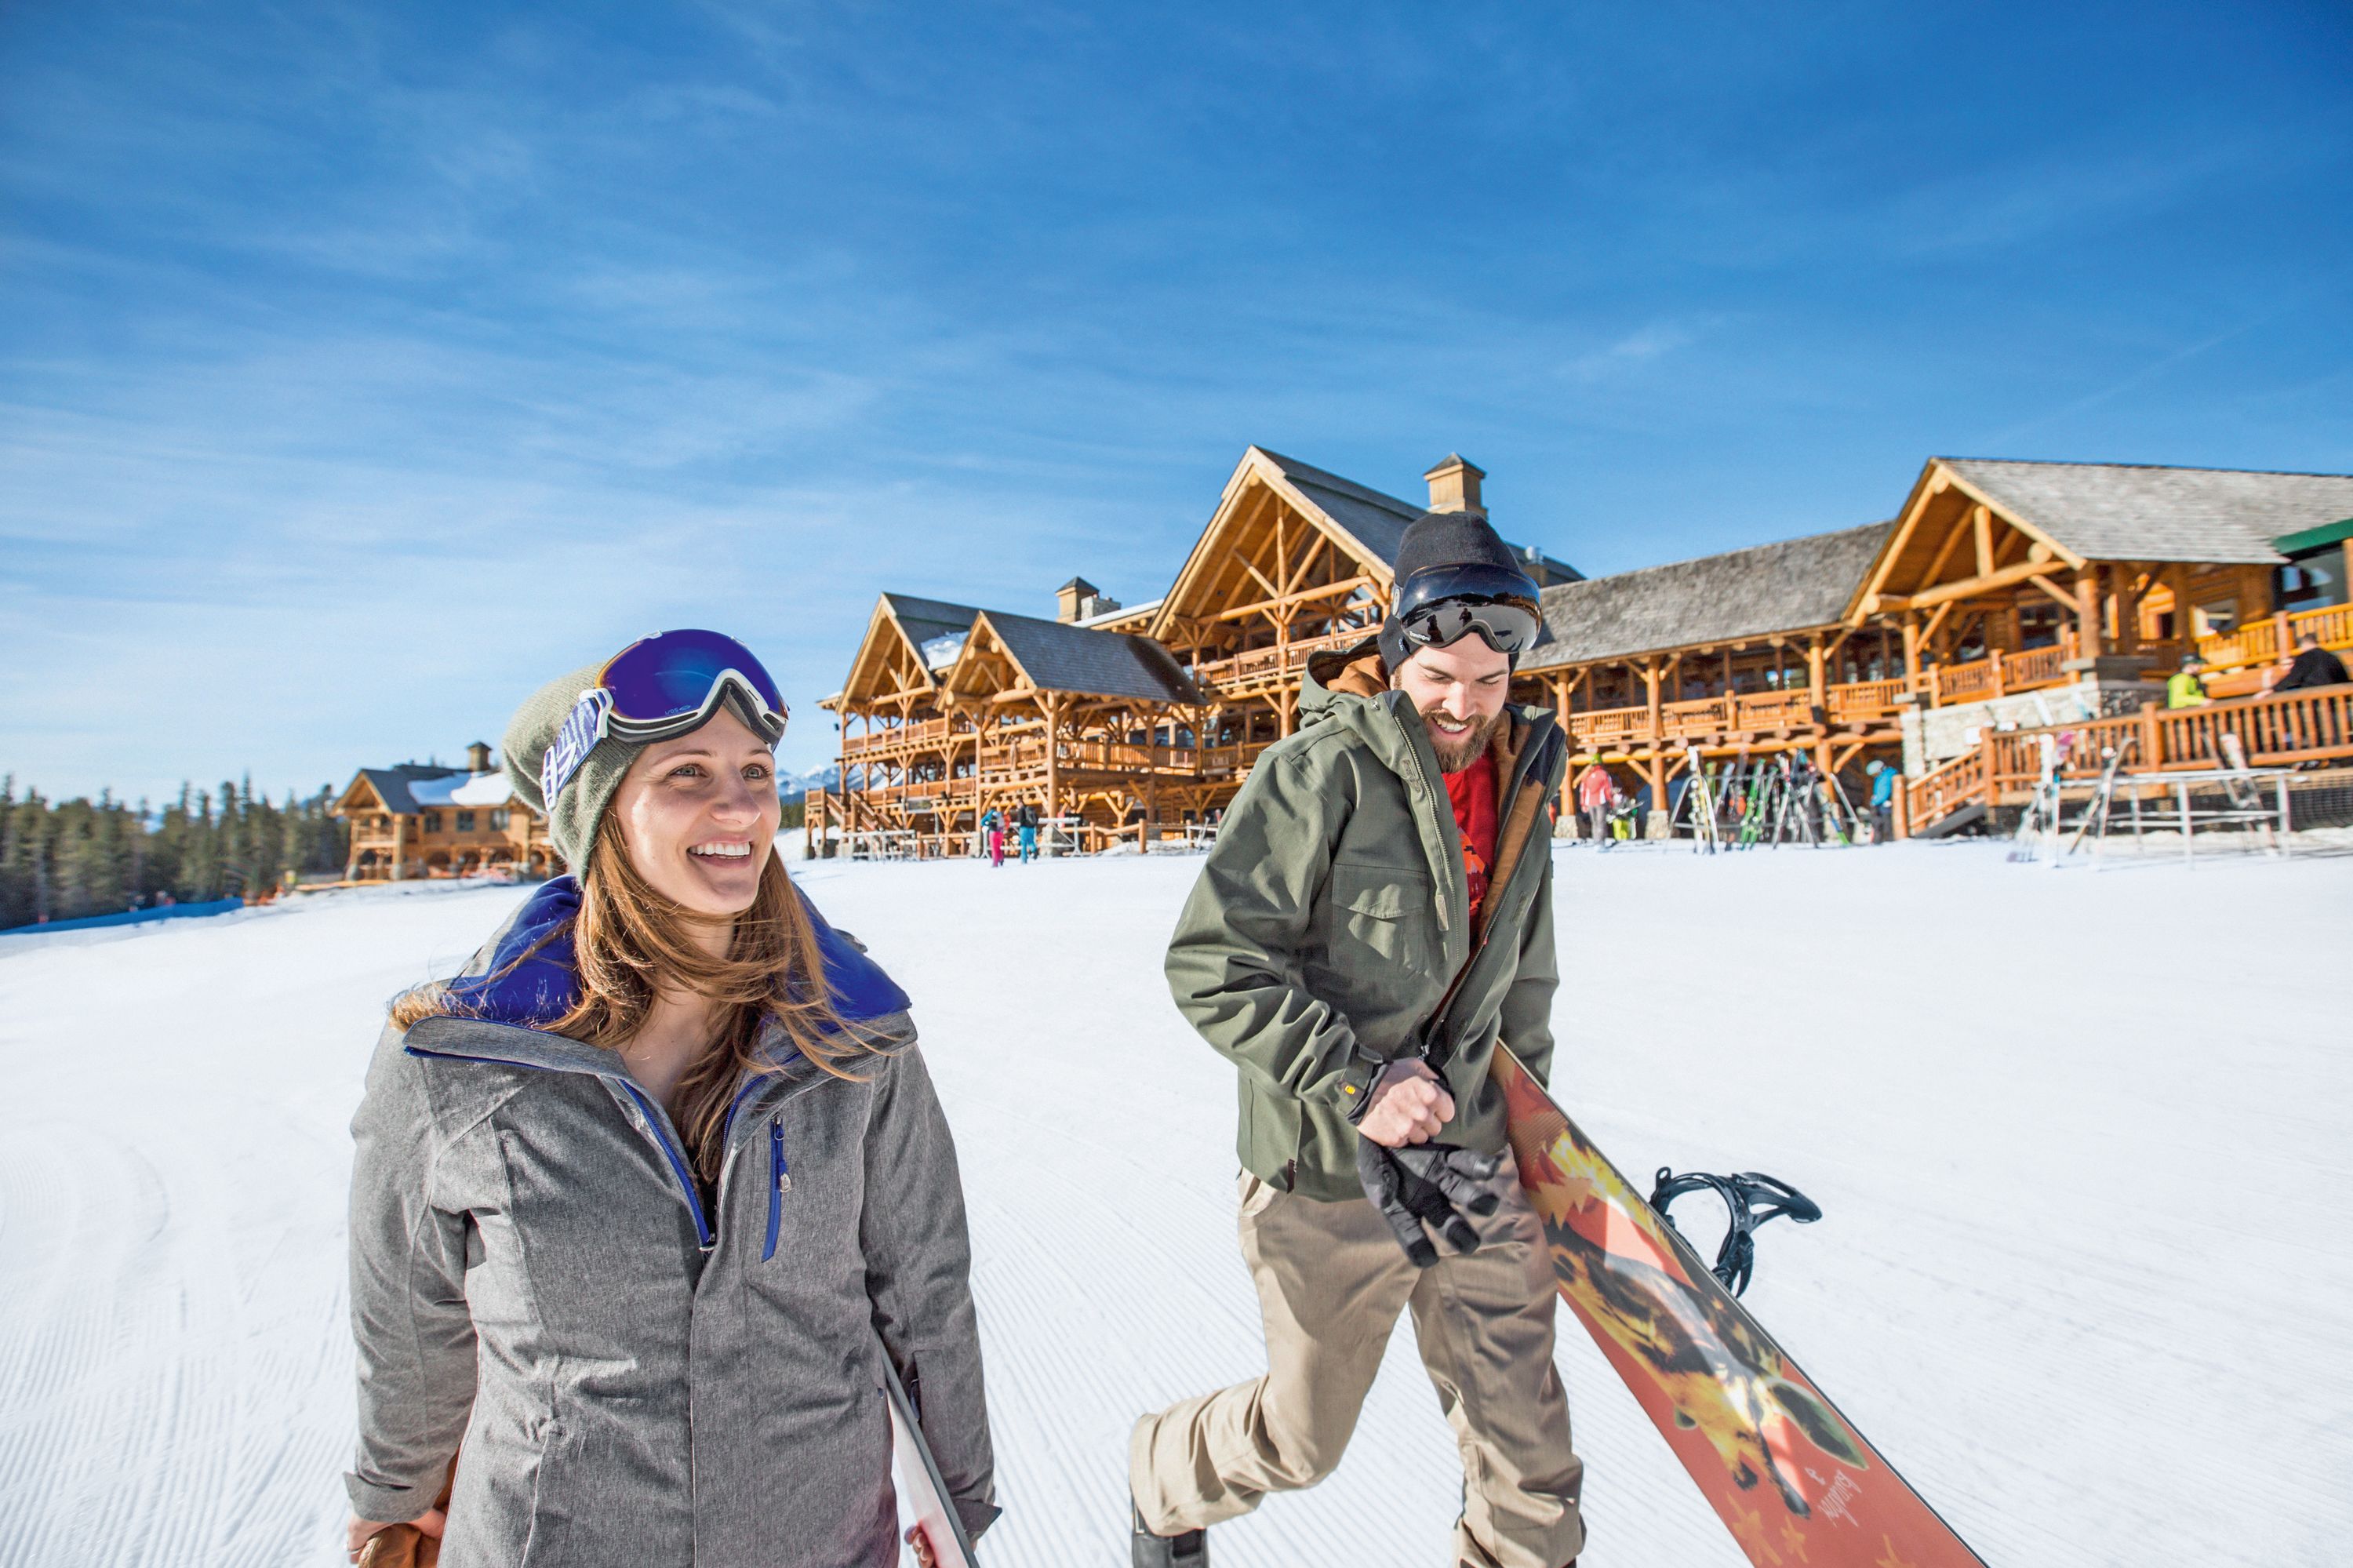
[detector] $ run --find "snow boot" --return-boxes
[1131,1504,1206,1567]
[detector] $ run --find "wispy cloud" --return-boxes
[3,0,2347,801]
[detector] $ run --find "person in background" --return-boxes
[1575,762,1617,846]
[1866,758,1897,844]
[2271,632,2349,693]
[981,807,1005,868]
[2167,655,2209,709]
[1016,801,1041,863]
[343,630,996,1567]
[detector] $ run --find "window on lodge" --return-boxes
[420,812,442,832]
[489,809,509,830]
[456,811,476,831]
[2278,554,2345,611]
[2018,601,2066,649]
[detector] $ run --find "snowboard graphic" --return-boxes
[1494,1047,1985,1568]
[884,1360,977,1568]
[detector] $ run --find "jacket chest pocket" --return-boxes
[738,1099,864,1297]
[1324,860,1438,978]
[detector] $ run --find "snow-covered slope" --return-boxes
[2,846,2348,1566]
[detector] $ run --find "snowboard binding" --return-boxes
[1648,1168,1822,1297]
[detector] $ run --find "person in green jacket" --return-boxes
[2168,654,2210,709]
[1130,511,1584,1568]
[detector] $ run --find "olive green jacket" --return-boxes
[1166,646,1567,1202]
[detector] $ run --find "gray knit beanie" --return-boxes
[504,663,646,873]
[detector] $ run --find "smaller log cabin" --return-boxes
[332,741,552,881]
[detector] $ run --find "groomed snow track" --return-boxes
[2,848,2349,1566]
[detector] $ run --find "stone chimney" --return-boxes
[1423,454,1486,516]
[1056,576,1101,624]
[466,740,493,774]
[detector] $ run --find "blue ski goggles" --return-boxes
[542,630,788,803]
[1388,563,1543,656]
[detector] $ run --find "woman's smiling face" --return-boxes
[609,708,780,919]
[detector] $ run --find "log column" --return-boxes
[2075,567,2104,660]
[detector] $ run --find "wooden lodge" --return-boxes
[332,741,552,881]
[813,449,2353,855]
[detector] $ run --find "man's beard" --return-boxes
[1417,702,1501,773]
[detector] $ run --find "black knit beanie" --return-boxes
[1378,509,1542,672]
[1393,509,1532,587]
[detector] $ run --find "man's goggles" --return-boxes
[1389,563,1543,657]
[543,629,788,802]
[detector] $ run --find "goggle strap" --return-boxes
[542,687,615,803]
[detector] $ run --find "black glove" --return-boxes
[1354,1140,1504,1268]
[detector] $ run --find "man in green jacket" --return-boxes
[1130,510,1584,1568]
[2168,655,2210,709]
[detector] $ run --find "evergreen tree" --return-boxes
[0,770,351,928]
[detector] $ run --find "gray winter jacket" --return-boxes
[345,880,997,1566]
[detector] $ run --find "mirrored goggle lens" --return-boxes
[601,630,787,726]
[1402,598,1539,654]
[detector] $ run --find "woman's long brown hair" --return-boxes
[391,819,878,1183]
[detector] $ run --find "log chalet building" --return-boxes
[814,446,2353,855]
[332,741,552,881]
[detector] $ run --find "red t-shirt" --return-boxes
[1443,751,1500,926]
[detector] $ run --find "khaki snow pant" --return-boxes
[1131,1160,1584,1568]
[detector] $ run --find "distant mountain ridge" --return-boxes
[777,763,839,802]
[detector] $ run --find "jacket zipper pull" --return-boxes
[771,1115,791,1193]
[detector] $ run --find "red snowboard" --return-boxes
[1494,1046,1986,1568]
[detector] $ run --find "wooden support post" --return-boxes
[1044,695,1062,824]
[1806,636,1826,711]
[390,813,407,881]
[1902,614,1922,690]
[1643,660,1662,747]
[2075,567,2103,660]
[1552,674,1574,822]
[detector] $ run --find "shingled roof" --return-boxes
[982,610,1204,704]
[1258,449,1582,583]
[353,764,466,816]
[1941,459,2353,566]
[1521,522,1891,671]
[882,592,983,651]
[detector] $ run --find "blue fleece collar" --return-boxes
[449,875,911,1030]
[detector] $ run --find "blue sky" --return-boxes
[4,1,2348,801]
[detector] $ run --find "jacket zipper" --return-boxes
[1420,713,1562,1070]
[763,1115,790,1261]
[615,1080,717,1251]
[1388,714,1454,934]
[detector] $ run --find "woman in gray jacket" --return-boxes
[344,631,997,1566]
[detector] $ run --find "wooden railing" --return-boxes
[1920,642,2072,706]
[1828,677,1907,723]
[1732,689,1818,729]
[1903,684,2353,835]
[1566,704,1648,748]
[1191,628,1369,696]
[842,716,962,757]
[1904,748,1989,834]
[2198,603,2353,671]
[1563,675,1905,751]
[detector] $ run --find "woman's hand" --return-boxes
[346,1508,445,1563]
